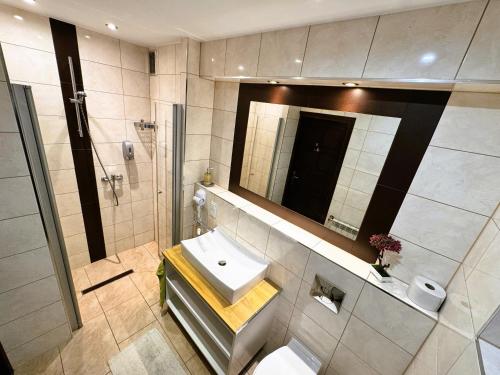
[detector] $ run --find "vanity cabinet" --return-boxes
[163,246,279,375]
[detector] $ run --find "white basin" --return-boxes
[181,228,269,304]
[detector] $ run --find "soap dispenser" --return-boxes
[202,168,214,187]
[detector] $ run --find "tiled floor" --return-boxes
[14,241,223,375]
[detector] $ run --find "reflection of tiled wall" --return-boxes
[326,113,400,231]
[209,81,239,188]
[0,45,71,368]
[241,102,287,197]
[78,28,154,263]
[196,183,436,375]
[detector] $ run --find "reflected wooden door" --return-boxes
[282,112,354,223]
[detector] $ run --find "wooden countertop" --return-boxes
[163,245,279,333]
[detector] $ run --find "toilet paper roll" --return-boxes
[407,276,446,312]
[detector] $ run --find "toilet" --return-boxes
[254,338,322,375]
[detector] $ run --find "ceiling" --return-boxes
[0,0,470,47]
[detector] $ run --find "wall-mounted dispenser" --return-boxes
[310,274,345,314]
[122,140,134,160]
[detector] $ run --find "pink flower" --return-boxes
[369,234,402,253]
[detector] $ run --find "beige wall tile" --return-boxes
[158,44,176,74]
[187,39,200,75]
[185,134,211,161]
[124,95,150,121]
[266,228,310,278]
[364,1,486,79]
[409,146,500,216]
[77,27,121,67]
[122,69,150,98]
[3,44,59,85]
[86,91,124,119]
[266,259,301,304]
[44,144,74,171]
[38,116,70,144]
[29,83,65,117]
[0,176,38,220]
[158,74,176,102]
[81,60,123,94]
[388,236,459,286]
[0,301,66,351]
[257,26,309,77]
[175,39,188,74]
[120,41,148,73]
[55,191,82,217]
[354,283,435,355]
[0,133,29,178]
[200,39,226,77]
[0,214,47,258]
[0,82,18,132]
[187,75,214,108]
[286,309,339,369]
[186,106,213,135]
[0,5,54,52]
[88,118,126,143]
[60,212,85,237]
[302,17,377,78]
[0,276,61,325]
[341,316,412,375]
[8,323,71,367]
[327,343,379,375]
[64,233,89,257]
[457,0,500,80]
[0,246,54,294]
[391,194,488,262]
[430,92,500,158]
[225,34,261,77]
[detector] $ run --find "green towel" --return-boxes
[156,260,166,308]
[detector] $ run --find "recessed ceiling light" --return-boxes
[294,59,302,64]
[268,80,279,84]
[13,14,23,21]
[84,35,91,39]
[23,0,36,4]
[237,65,244,71]
[211,58,215,63]
[343,82,358,87]
[106,23,118,31]
[292,76,304,80]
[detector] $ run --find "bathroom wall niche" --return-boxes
[240,101,401,240]
[229,83,451,262]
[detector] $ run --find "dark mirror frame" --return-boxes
[229,83,451,262]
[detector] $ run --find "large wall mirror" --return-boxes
[229,83,451,261]
[240,101,401,240]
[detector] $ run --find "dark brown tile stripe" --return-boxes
[49,19,106,262]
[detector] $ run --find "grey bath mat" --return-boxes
[109,328,187,375]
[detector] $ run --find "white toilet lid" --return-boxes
[253,346,318,375]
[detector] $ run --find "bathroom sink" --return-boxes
[181,228,269,304]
